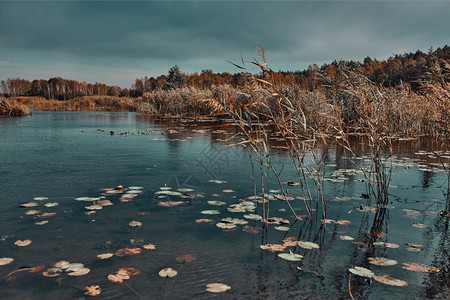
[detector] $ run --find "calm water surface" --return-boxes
[0,111,449,299]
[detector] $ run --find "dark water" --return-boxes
[0,111,449,299]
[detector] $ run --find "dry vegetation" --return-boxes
[0,98,31,117]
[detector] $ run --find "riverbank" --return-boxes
[0,98,31,117]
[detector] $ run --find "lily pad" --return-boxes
[208,179,227,184]
[35,220,49,225]
[15,239,32,247]
[129,221,142,227]
[159,267,177,278]
[274,226,290,232]
[244,214,262,221]
[298,241,320,249]
[0,257,14,266]
[142,243,156,250]
[206,283,231,293]
[216,222,236,230]
[33,197,48,201]
[260,244,286,252]
[44,202,59,207]
[207,200,226,206]
[339,235,354,241]
[158,201,186,207]
[349,266,375,278]
[25,210,40,215]
[278,251,303,262]
[201,210,220,215]
[84,285,102,296]
[42,267,62,278]
[368,257,398,266]
[97,253,114,259]
[67,267,90,276]
[85,204,103,210]
[175,254,196,263]
[411,223,427,229]
[374,275,408,287]
[195,218,213,223]
[373,242,400,248]
[19,202,38,208]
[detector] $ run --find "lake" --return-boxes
[0,111,449,299]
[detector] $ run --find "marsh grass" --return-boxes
[0,97,31,117]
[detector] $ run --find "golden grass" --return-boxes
[0,98,31,117]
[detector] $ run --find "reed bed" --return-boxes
[0,98,31,117]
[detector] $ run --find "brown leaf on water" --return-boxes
[402,262,440,273]
[175,254,196,263]
[42,268,62,278]
[25,210,40,215]
[29,265,46,273]
[84,211,97,216]
[108,274,127,283]
[118,267,140,276]
[84,285,102,296]
[282,237,298,247]
[142,243,156,250]
[260,244,286,252]
[243,225,261,234]
[195,218,213,223]
[157,201,186,207]
[19,202,38,208]
[97,253,114,259]
[115,247,142,257]
[266,217,289,225]
[374,275,408,287]
[35,220,49,225]
[67,267,90,276]
[411,223,427,229]
[335,220,351,225]
[206,282,231,293]
[38,212,56,218]
[14,239,32,247]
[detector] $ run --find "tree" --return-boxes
[162,65,186,90]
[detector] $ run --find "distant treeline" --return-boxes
[2,46,449,100]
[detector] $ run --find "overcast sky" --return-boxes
[1,1,449,88]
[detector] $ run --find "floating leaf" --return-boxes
[406,247,422,252]
[373,242,400,248]
[108,274,127,283]
[97,253,114,259]
[368,257,398,266]
[208,179,227,184]
[159,187,172,191]
[411,223,427,229]
[38,212,56,218]
[274,226,290,231]
[15,239,32,247]
[44,202,59,207]
[157,201,186,207]
[0,257,14,266]
[155,190,182,196]
[129,221,142,227]
[201,210,220,215]
[42,267,62,277]
[206,283,231,293]
[207,201,226,206]
[282,237,298,247]
[195,218,213,223]
[115,248,142,257]
[402,262,440,273]
[25,210,40,215]
[278,250,303,261]
[54,260,70,268]
[177,188,194,192]
[118,267,140,276]
[349,266,375,278]
[267,217,289,225]
[33,197,48,201]
[260,244,285,252]
[243,225,261,234]
[84,211,96,216]
[84,285,102,296]
[221,217,248,225]
[222,189,234,193]
[29,265,46,273]
[129,186,143,190]
[75,197,100,201]
[374,275,408,287]
[159,268,177,278]
[298,241,320,249]
[339,235,354,241]
[142,243,156,250]
[97,200,113,207]
[244,214,262,221]
[19,202,38,208]
[34,220,48,226]
[68,267,90,276]
[176,254,196,263]
[63,263,84,272]
[216,222,236,230]
[402,209,420,216]
[85,204,103,210]
[335,220,351,225]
